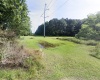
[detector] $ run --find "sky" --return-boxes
[26,0,100,33]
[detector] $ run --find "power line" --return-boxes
[38,0,70,37]
[41,0,53,17]
[48,0,58,9]
[50,0,70,16]
[40,0,69,21]
[47,0,53,8]
[40,13,44,17]
[57,0,69,10]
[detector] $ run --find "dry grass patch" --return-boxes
[0,40,44,69]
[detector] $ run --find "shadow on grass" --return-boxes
[38,41,59,48]
[90,54,100,60]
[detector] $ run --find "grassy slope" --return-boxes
[20,36,100,80]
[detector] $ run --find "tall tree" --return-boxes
[76,12,100,40]
[35,18,82,36]
[0,0,31,35]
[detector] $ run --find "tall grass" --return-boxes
[0,36,44,80]
[19,36,100,80]
[57,37,98,46]
[91,43,100,59]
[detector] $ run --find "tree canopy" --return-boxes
[35,12,100,40]
[35,18,82,36]
[76,12,100,40]
[0,0,31,36]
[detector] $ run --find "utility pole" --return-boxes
[43,4,49,38]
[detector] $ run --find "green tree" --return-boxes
[35,18,82,36]
[76,12,100,40]
[0,0,31,36]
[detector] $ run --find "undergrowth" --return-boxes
[0,35,44,79]
[57,37,98,46]
[91,43,100,59]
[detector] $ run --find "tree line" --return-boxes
[35,12,100,40]
[0,0,31,36]
[35,18,82,36]
[76,12,100,40]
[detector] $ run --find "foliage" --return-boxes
[0,0,31,36]
[35,18,82,36]
[76,12,100,40]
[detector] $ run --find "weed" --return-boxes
[6,74,13,80]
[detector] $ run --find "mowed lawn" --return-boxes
[20,36,100,80]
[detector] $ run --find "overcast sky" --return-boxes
[26,0,100,33]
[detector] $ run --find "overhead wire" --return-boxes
[40,0,70,21]
[49,0,70,16]
[48,0,58,9]
[40,0,54,17]
[47,0,53,8]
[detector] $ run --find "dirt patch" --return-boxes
[39,41,58,48]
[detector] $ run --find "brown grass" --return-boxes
[0,40,43,69]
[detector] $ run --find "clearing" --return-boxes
[20,36,100,80]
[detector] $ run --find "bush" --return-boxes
[75,24,100,40]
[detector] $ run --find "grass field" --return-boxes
[20,36,100,80]
[0,36,100,80]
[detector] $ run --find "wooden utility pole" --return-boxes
[43,4,49,38]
